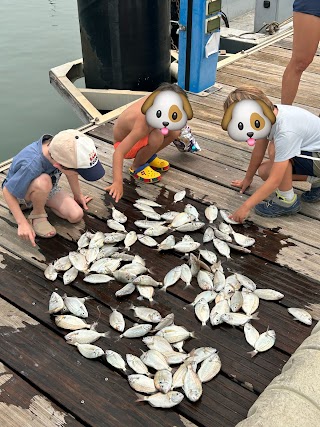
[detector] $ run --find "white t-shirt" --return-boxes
[268,104,320,162]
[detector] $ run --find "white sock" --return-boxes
[277,188,295,202]
[307,176,320,187]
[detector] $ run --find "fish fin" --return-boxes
[190,331,197,339]
[248,350,258,358]
[135,392,146,402]
[102,332,111,339]
[90,321,98,330]
[108,203,115,210]
[251,312,259,321]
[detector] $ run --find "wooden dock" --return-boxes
[1,34,320,427]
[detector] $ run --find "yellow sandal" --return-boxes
[129,164,161,183]
[148,154,170,172]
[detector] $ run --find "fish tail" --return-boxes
[102,332,111,339]
[248,350,258,358]
[251,312,259,321]
[190,331,197,339]
[90,321,98,330]
[108,203,114,210]
[129,303,135,310]
[135,392,146,402]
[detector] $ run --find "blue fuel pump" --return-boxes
[178,0,221,93]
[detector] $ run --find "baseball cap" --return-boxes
[49,129,105,181]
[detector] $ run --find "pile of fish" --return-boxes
[45,189,313,408]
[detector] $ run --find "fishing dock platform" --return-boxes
[1,31,320,427]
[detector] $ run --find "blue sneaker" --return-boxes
[254,193,301,218]
[301,185,320,203]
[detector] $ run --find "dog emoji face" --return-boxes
[141,90,193,135]
[221,99,276,146]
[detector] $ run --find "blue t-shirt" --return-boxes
[2,135,62,199]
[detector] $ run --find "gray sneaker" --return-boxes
[301,185,320,203]
[254,193,301,218]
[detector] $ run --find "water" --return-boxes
[0,1,83,162]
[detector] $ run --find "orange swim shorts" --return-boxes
[114,135,149,159]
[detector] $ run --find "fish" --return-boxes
[129,304,162,323]
[174,222,205,232]
[157,235,176,251]
[113,270,137,284]
[227,242,251,254]
[173,190,186,203]
[161,211,180,221]
[194,298,210,326]
[69,252,89,272]
[254,289,284,301]
[218,222,232,234]
[44,263,58,281]
[48,292,64,314]
[135,198,162,208]
[124,230,137,250]
[133,275,163,288]
[231,229,255,248]
[172,362,188,389]
[140,349,171,371]
[191,290,217,306]
[88,231,105,249]
[63,266,79,285]
[219,209,240,224]
[85,247,100,264]
[183,364,202,402]
[156,325,195,343]
[115,282,136,297]
[241,289,260,315]
[132,254,146,266]
[154,369,172,394]
[134,219,166,229]
[188,253,201,277]
[83,274,114,284]
[180,264,192,287]
[163,265,182,291]
[109,307,125,332]
[140,210,162,220]
[53,255,72,272]
[137,234,158,247]
[75,343,105,359]
[203,226,215,243]
[135,391,184,408]
[213,238,231,259]
[248,329,276,357]
[107,219,127,233]
[197,353,221,383]
[119,263,148,276]
[189,347,217,365]
[199,249,217,265]
[105,350,127,372]
[144,225,169,237]
[213,270,226,291]
[104,232,126,243]
[236,274,256,291]
[111,252,135,262]
[62,295,89,318]
[197,270,214,291]
[90,258,120,274]
[96,245,119,260]
[109,203,127,223]
[136,285,154,302]
[287,307,312,325]
[204,205,218,223]
[174,240,200,254]
[152,313,175,332]
[169,212,195,229]
[120,324,152,338]
[55,315,97,331]
[213,226,233,243]
[244,323,260,348]
[126,354,151,376]
[221,312,259,326]
[172,340,185,353]
[184,204,199,220]
[210,300,230,326]
[128,374,157,394]
[230,290,243,312]
[133,202,157,213]
[77,232,90,249]
[64,329,110,345]
[142,336,173,354]
[163,351,188,365]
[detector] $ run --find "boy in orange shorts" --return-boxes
[105,82,193,202]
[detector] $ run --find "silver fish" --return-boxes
[161,211,180,221]
[183,364,202,402]
[194,298,210,325]
[191,290,217,306]
[163,265,182,291]
[119,263,148,276]
[218,222,232,234]
[75,343,104,359]
[96,245,119,260]
[163,351,188,365]
[104,232,126,243]
[254,289,284,301]
[113,270,137,284]
[55,315,96,331]
[124,230,137,250]
[199,249,217,265]
[287,307,312,325]
[135,219,166,229]
[213,238,231,259]
[83,274,114,284]
[157,235,176,251]
[210,300,230,326]
[69,252,88,272]
[174,240,200,254]
[111,252,135,262]
[213,227,232,243]
[204,205,218,223]
[173,190,186,203]
[156,325,195,343]
[48,292,64,313]
[198,353,221,383]
[180,264,192,287]
[203,226,215,243]
[133,202,157,213]
[128,374,157,394]
[54,255,72,272]
[137,234,158,247]
[190,347,217,364]
[115,282,136,297]
[154,369,172,394]
[120,324,152,338]
[90,258,120,274]
[140,210,162,220]
[109,203,127,223]
[169,212,195,229]
[135,198,162,208]
[140,349,171,371]
[77,232,90,249]
[105,350,127,372]
[63,295,89,318]
[244,323,260,348]
[135,391,184,408]
[219,209,240,224]
[126,354,150,376]
[130,304,162,323]
[64,329,110,345]
[175,221,205,232]
[221,312,259,326]
[189,253,200,277]
[44,263,58,281]
[236,274,256,291]
[142,336,173,354]
[152,313,175,332]
[230,290,243,312]
[85,247,100,264]
[107,219,127,233]
[132,254,146,266]
[109,308,125,332]
[133,275,163,288]
[144,225,169,237]
[184,204,199,220]
[197,270,214,291]
[231,229,255,247]
[242,289,260,315]
[63,266,78,285]
[172,363,188,389]
[248,329,276,357]
[88,231,105,249]
[136,285,155,302]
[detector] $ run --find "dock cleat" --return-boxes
[301,185,320,203]
[254,193,301,218]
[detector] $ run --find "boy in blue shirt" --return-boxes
[2,129,105,246]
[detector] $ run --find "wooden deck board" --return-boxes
[1,33,320,426]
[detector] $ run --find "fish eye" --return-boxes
[238,122,244,130]
[172,111,178,120]
[156,110,162,118]
[255,120,260,128]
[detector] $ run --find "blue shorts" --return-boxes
[292,151,320,176]
[293,0,320,17]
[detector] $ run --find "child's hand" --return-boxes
[74,194,93,210]
[18,222,36,247]
[231,177,252,194]
[105,182,123,203]
[230,205,250,224]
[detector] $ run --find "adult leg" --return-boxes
[25,174,56,237]
[46,190,84,223]
[281,12,320,105]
